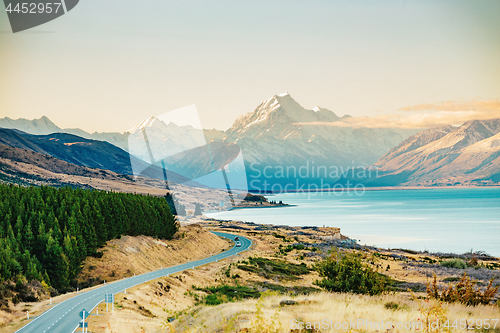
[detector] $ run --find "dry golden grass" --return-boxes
[87,261,236,333]
[78,224,231,284]
[172,292,500,333]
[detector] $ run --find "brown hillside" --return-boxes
[77,224,232,286]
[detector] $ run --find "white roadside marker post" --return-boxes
[26,311,29,320]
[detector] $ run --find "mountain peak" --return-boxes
[264,93,304,114]
[127,116,164,133]
[36,115,58,126]
[266,92,298,106]
[228,93,348,137]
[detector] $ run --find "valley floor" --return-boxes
[3,219,499,333]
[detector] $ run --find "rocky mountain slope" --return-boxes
[126,116,226,163]
[338,119,500,186]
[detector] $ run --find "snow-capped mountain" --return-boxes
[0,116,61,135]
[377,125,456,164]
[223,93,417,188]
[125,116,225,163]
[360,119,500,186]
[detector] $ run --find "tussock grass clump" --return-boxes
[440,258,468,269]
[384,301,407,311]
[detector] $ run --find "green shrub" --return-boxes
[196,285,260,305]
[279,243,306,254]
[423,256,437,264]
[237,257,310,280]
[314,251,387,295]
[486,262,500,270]
[224,266,231,278]
[204,294,223,306]
[440,259,467,269]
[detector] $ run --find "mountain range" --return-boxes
[0,116,129,148]
[337,119,500,186]
[1,94,418,190]
[2,93,500,189]
[0,128,190,184]
[372,119,500,186]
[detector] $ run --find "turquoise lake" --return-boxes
[207,188,500,256]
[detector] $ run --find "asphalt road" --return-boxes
[15,231,251,333]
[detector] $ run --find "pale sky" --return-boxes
[1,0,499,132]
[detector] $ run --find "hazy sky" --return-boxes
[1,0,499,132]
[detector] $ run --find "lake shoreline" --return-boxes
[208,188,500,256]
[252,184,500,195]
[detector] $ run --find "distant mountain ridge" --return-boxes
[0,115,128,147]
[0,115,226,160]
[0,128,191,184]
[0,116,60,135]
[4,108,500,188]
[337,118,500,186]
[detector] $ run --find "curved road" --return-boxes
[15,231,251,333]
